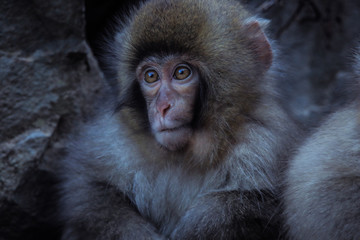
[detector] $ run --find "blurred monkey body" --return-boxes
[59,0,298,239]
[284,51,360,240]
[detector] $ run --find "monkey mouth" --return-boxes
[159,123,191,133]
[155,124,192,151]
[161,126,184,132]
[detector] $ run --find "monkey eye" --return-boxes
[144,70,159,83]
[174,66,191,80]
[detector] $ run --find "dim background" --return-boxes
[1,0,360,239]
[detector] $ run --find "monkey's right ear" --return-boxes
[244,19,273,71]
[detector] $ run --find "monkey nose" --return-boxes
[158,103,171,117]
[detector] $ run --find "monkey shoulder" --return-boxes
[227,98,299,190]
[288,103,360,181]
[285,103,360,240]
[60,111,148,187]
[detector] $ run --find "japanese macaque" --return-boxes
[59,0,299,239]
[284,50,360,240]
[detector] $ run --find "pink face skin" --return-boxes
[136,56,200,151]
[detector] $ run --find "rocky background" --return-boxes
[1,0,360,239]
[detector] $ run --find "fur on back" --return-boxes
[284,103,360,240]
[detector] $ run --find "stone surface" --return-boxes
[256,0,360,125]
[0,0,105,239]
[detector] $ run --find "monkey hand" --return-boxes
[62,222,166,240]
[169,190,279,240]
[169,191,241,240]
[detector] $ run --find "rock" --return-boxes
[0,0,105,239]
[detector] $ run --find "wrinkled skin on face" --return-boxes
[136,56,200,151]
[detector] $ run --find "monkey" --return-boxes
[58,0,300,239]
[284,49,360,240]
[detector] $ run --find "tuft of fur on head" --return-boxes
[113,0,274,166]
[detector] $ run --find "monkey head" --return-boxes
[135,55,200,151]
[115,0,273,154]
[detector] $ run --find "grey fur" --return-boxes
[59,97,297,239]
[58,0,300,239]
[284,49,360,240]
[284,103,360,240]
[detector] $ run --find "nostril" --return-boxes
[161,104,171,117]
[164,105,170,115]
[158,103,171,117]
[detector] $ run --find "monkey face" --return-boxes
[136,55,200,151]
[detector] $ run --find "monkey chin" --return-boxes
[154,126,193,151]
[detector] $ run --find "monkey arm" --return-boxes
[60,178,166,240]
[170,189,281,240]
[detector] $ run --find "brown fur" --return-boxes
[117,0,274,167]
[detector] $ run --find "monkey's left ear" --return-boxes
[244,19,273,71]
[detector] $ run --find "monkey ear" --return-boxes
[244,19,273,71]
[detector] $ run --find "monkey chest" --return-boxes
[127,167,207,232]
